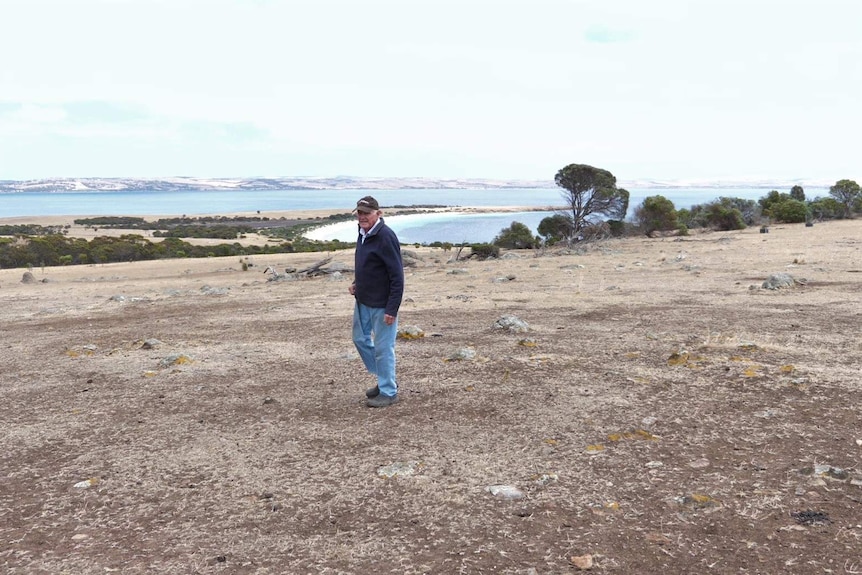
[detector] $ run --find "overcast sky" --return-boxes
[1,0,859,183]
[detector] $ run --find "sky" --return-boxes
[1,0,860,184]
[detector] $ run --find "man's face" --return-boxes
[356,209,381,232]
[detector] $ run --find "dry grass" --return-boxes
[1,219,861,574]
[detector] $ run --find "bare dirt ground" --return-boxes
[1,219,860,574]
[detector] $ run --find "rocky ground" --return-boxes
[1,219,860,574]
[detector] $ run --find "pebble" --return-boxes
[486,485,524,500]
[377,461,421,479]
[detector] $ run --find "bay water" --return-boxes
[0,186,822,244]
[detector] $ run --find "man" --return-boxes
[348,196,404,407]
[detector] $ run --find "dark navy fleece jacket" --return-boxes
[353,218,404,316]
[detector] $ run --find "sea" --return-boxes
[0,187,824,244]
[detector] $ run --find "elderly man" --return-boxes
[347,196,404,407]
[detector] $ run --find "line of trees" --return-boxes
[669,179,860,234]
[0,233,351,269]
[492,164,860,247]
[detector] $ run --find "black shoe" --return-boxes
[366,393,398,408]
[365,386,380,398]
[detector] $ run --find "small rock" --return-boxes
[762,273,804,290]
[533,473,558,486]
[397,325,425,340]
[814,464,849,480]
[486,485,524,500]
[200,285,229,296]
[493,315,530,333]
[141,339,163,350]
[448,347,476,361]
[570,554,594,570]
[378,461,421,479]
[790,510,831,525]
[159,354,193,368]
[676,493,717,508]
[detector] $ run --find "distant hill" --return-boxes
[0,175,834,193]
[0,176,555,193]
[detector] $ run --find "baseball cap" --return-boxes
[353,196,380,213]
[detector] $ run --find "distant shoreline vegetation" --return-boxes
[0,218,353,269]
[0,207,461,268]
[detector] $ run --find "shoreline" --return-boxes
[0,204,562,229]
[0,205,564,247]
[0,205,561,227]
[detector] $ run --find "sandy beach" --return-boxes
[1,217,860,574]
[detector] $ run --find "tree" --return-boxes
[493,221,538,249]
[716,196,760,225]
[790,185,805,202]
[554,164,629,240]
[829,179,861,218]
[759,190,790,215]
[634,195,678,236]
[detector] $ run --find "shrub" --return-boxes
[690,202,747,231]
[493,221,537,249]
[537,214,572,244]
[770,199,809,223]
[470,243,500,259]
[634,195,678,236]
[808,197,845,220]
[606,219,626,237]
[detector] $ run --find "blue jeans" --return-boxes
[352,302,398,397]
